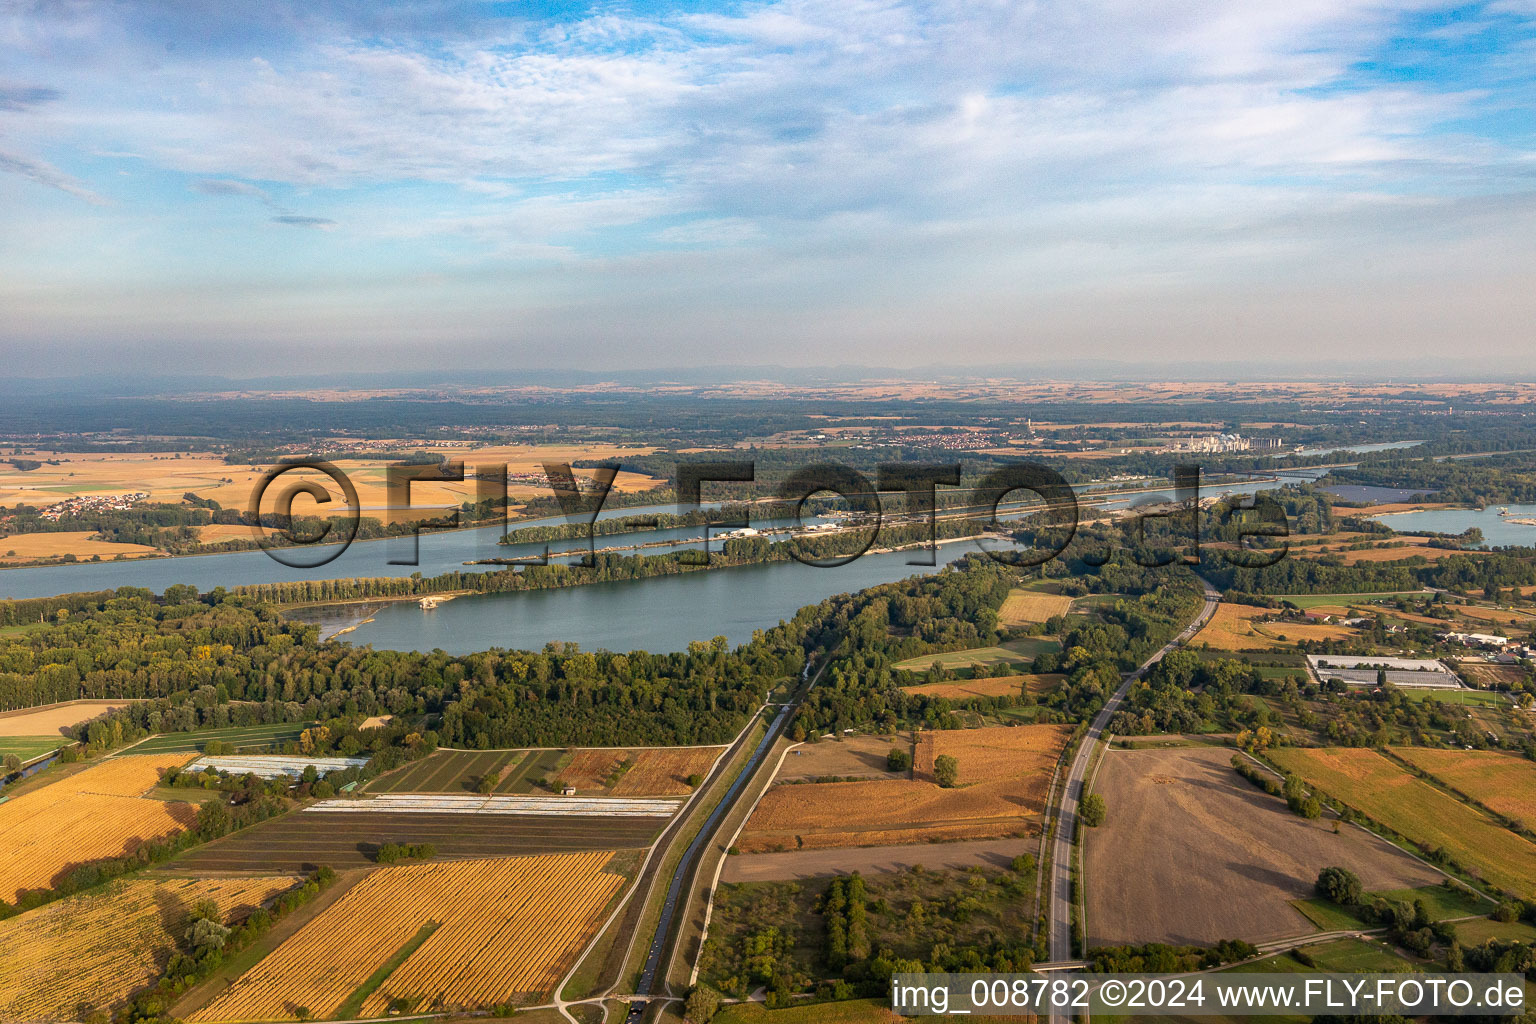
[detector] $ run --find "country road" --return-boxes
[1045,573,1221,1021]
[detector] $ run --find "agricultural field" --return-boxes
[556,746,722,796]
[189,853,627,1021]
[739,725,1068,852]
[898,673,1061,700]
[918,723,1072,786]
[0,529,159,563]
[892,638,1059,673]
[1192,603,1358,651]
[997,586,1073,627]
[1390,747,1536,832]
[721,836,1036,883]
[0,444,660,510]
[0,875,296,1022]
[1269,747,1536,897]
[777,734,914,783]
[1456,660,1529,688]
[131,722,315,755]
[369,748,565,794]
[0,699,132,737]
[0,753,197,901]
[1084,747,1441,946]
[0,736,64,760]
[174,808,659,872]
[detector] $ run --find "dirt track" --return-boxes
[721,836,1036,882]
[1084,746,1441,947]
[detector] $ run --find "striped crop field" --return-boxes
[0,875,296,1022]
[189,853,628,1021]
[367,749,567,794]
[0,753,196,901]
[1270,747,1536,897]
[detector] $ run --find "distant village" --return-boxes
[38,491,148,521]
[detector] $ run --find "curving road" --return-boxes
[1045,574,1221,1020]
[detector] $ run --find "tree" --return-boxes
[684,985,722,1024]
[887,747,912,772]
[1080,793,1106,827]
[186,916,231,958]
[2,754,20,774]
[933,754,959,788]
[1316,866,1363,905]
[477,771,498,794]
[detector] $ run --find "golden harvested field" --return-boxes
[0,699,131,737]
[556,749,626,791]
[741,725,1069,852]
[0,875,295,1022]
[1268,747,1536,897]
[1333,544,1463,565]
[556,747,722,796]
[0,445,660,511]
[191,853,626,1021]
[1454,604,1536,627]
[1390,748,1536,832]
[997,589,1073,627]
[0,530,159,562]
[0,753,196,901]
[1192,603,1356,651]
[613,747,721,796]
[899,674,1061,700]
[917,724,1073,786]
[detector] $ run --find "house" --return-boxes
[561,785,578,796]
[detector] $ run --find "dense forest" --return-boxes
[0,585,807,748]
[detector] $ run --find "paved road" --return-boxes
[1045,575,1221,1022]
[626,653,833,1023]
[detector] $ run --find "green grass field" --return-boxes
[1400,688,1508,707]
[1452,917,1536,945]
[1293,883,1487,931]
[893,637,1060,672]
[0,736,63,761]
[1279,592,1429,609]
[130,721,314,755]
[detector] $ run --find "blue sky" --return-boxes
[1,0,1534,376]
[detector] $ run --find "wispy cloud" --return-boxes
[270,214,335,228]
[0,150,104,203]
[0,84,60,111]
[0,0,1533,371]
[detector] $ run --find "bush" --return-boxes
[375,842,436,864]
[933,754,959,788]
[1494,899,1525,924]
[1316,866,1363,906]
[684,985,723,1024]
[887,748,912,772]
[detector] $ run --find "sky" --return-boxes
[1,0,1534,377]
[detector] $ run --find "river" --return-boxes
[0,466,1336,653]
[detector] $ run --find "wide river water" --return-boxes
[0,470,1331,653]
